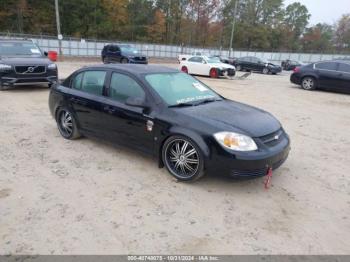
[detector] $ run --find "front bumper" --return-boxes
[269,67,282,73]
[0,70,58,87]
[128,58,148,64]
[206,130,291,178]
[218,68,236,77]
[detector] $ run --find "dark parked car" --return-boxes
[281,60,305,71]
[235,56,282,74]
[101,44,148,64]
[213,55,237,65]
[49,64,290,181]
[290,60,350,93]
[0,39,58,90]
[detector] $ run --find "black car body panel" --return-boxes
[0,40,58,88]
[235,56,282,74]
[290,60,350,93]
[49,64,290,178]
[101,44,148,64]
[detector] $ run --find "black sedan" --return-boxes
[0,39,58,90]
[49,65,290,181]
[290,60,350,93]
[101,44,148,64]
[235,56,282,74]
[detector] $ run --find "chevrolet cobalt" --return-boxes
[49,65,290,181]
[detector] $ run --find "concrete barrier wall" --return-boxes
[1,34,349,63]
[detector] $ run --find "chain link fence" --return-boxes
[1,32,350,63]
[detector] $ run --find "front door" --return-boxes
[101,71,155,154]
[315,62,342,89]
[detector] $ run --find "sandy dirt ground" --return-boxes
[0,60,350,255]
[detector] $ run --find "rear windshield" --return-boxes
[0,42,43,56]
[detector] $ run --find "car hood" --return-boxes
[0,56,52,65]
[176,100,281,137]
[209,62,235,69]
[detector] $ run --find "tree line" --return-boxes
[0,0,349,52]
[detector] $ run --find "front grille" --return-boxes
[15,65,46,74]
[259,128,284,147]
[231,168,267,177]
[134,57,146,61]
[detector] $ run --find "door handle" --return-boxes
[104,105,117,114]
[70,97,87,105]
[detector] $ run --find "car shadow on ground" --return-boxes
[82,135,273,191]
[1,85,49,93]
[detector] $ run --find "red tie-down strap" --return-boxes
[264,167,273,189]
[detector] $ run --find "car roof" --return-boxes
[83,64,179,75]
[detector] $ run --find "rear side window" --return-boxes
[109,73,145,103]
[72,71,106,95]
[338,63,350,73]
[315,62,338,71]
[72,72,83,90]
[188,57,203,63]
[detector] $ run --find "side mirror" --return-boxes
[44,51,48,56]
[125,97,147,108]
[202,60,207,64]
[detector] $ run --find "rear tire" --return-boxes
[181,66,189,74]
[236,65,242,71]
[56,108,81,140]
[301,76,317,90]
[121,58,128,64]
[0,83,9,91]
[162,135,205,182]
[102,56,108,64]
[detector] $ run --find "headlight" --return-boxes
[214,132,258,151]
[48,63,57,70]
[0,64,12,71]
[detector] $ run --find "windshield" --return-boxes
[206,57,221,63]
[0,42,43,57]
[145,72,220,106]
[120,45,139,54]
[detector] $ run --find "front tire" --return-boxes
[209,68,219,78]
[121,58,128,64]
[262,67,269,74]
[301,76,317,90]
[56,108,81,140]
[102,56,108,64]
[162,136,205,181]
[236,65,242,71]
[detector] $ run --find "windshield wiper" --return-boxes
[168,102,196,108]
[193,98,222,106]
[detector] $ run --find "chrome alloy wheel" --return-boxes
[165,139,200,179]
[302,77,315,90]
[59,110,73,137]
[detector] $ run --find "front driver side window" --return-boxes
[109,73,145,103]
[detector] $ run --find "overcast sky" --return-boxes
[284,0,348,25]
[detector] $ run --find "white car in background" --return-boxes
[180,56,236,78]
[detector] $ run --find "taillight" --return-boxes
[293,67,300,73]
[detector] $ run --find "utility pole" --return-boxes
[55,0,62,56]
[229,0,239,58]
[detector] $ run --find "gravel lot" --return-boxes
[0,60,349,255]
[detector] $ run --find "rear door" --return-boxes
[187,57,203,75]
[314,62,341,89]
[69,70,108,137]
[100,71,155,153]
[337,63,350,92]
